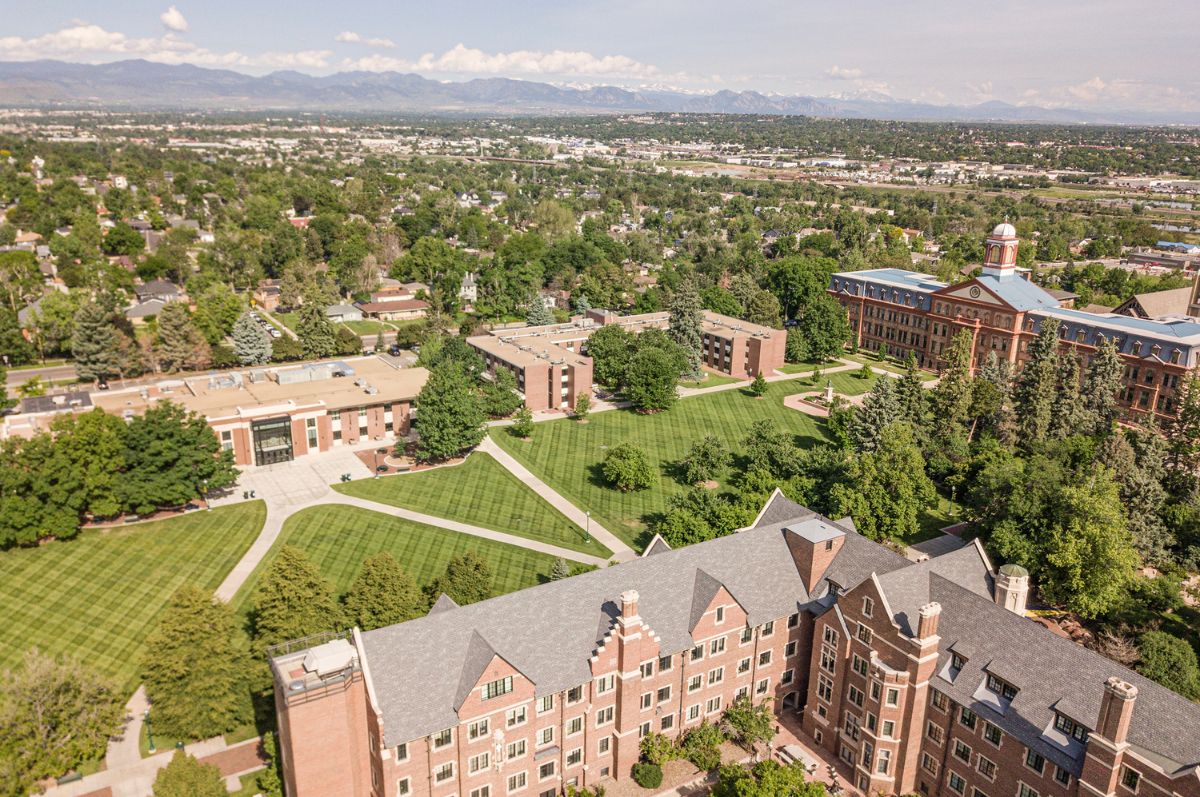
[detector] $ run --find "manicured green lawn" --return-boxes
[333,453,610,557]
[777,359,831,374]
[491,381,834,549]
[339,319,387,334]
[0,502,267,692]
[231,505,570,613]
[680,371,744,389]
[841,352,939,380]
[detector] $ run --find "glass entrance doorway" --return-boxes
[252,417,294,466]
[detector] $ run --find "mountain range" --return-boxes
[0,59,1194,125]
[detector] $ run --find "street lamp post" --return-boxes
[144,709,156,754]
[585,511,591,543]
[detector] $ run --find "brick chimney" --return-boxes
[1096,677,1138,746]
[619,589,640,623]
[917,602,942,640]
[784,521,846,593]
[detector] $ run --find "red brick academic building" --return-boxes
[271,493,1200,797]
[830,224,1200,421]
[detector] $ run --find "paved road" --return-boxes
[5,362,78,388]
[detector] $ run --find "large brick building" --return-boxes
[829,224,1200,421]
[270,493,1200,797]
[467,309,786,412]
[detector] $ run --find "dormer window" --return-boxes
[1054,713,1089,743]
[951,652,967,672]
[985,673,1018,701]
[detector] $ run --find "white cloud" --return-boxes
[1020,76,1198,111]
[341,43,668,80]
[825,65,863,80]
[160,6,189,33]
[0,23,331,70]
[336,31,396,49]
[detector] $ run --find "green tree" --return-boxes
[712,759,824,797]
[572,392,591,420]
[1165,375,1200,483]
[51,408,127,519]
[720,695,776,748]
[157,301,211,373]
[0,365,11,414]
[141,586,252,740]
[895,353,929,429]
[511,406,534,439]
[849,376,902,453]
[232,311,272,365]
[251,546,344,650]
[256,731,284,797]
[297,303,338,360]
[71,301,121,382]
[414,364,486,462]
[784,325,807,363]
[1137,630,1200,700]
[0,251,41,314]
[551,557,571,581]
[749,372,768,396]
[480,367,522,418]
[1082,337,1124,436]
[101,221,145,257]
[1050,351,1087,440]
[526,298,555,326]
[829,422,936,540]
[343,552,425,632]
[586,324,636,388]
[626,347,679,412]
[1042,470,1140,618]
[191,283,243,345]
[667,277,704,378]
[796,295,850,362]
[118,402,237,515]
[681,435,730,484]
[603,443,655,492]
[0,649,124,795]
[425,551,493,606]
[151,750,227,797]
[932,330,974,438]
[1013,319,1060,446]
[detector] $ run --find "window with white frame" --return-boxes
[538,762,555,781]
[433,729,453,749]
[862,597,874,618]
[398,778,412,796]
[506,740,526,760]
[483,676,513,701]
[597,736,610,755]
[595,706,613,726]
[566,717,582,736]
[710,636,726,655]
[537,695,553,714]
[506,706,527,728]
[537,727,554,747]
[470,787,490,797]
[715,606,725,624]
[640,692,652,710]
[708,667,724,685]
[435,763,455,784]
[657,685,671,703]
[640,660,654,678]
[566,748,582,766]
[688,675,703,692]
[706,696,722,714]
[506,772,527,793]
[595,674,615,694]
[687,704,701,721]
[469,753,490,774]
[756,678,769,695]
[738,657,752,675]
[468,719,489,741]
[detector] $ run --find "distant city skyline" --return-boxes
[1,0,1198,113]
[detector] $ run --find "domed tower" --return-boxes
[994,562,1030,615]
[982,222,1019,279]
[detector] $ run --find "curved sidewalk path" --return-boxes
[478,436,636,562]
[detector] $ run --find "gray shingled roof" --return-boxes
[875,542,993,635]
[361,514,861,747]
[930,577,1200,776]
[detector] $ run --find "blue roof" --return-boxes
[1040,307,1200,340]
[835,268,945,293]
[976,274,1061,312]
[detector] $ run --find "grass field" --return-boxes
[491,380,839,549]
[777,359,835,374]
[0,502,267,691]
[680,371,744,389]
[231,505,570,613]
[334,453,610,557]
[841,352,940,380]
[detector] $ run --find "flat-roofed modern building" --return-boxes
[467,309,785,412]
[83,357,429,467]
[830,223,1200,421]
[270,492,1200,797]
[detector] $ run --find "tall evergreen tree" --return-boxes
[1165,375,1200,485]
[932,329,974,437]
[974,352,1016,443]
[0,364,13,413]
[894,353,928,429]
[525,297,555,326]
[414,364,486,462]
[152,750,227,797]
[667,277,703,379]
[550,557,571,581]
[70,301,121,383]
[296,303,338,360]
[849,376,902,453]
[1081,337,1125,436]
[1050,351,1087,440]
[1013,318,1061,446]
[141,586,253,740]
[1100,429,1172,565]
[343,552,425,631]
[574,293,591,315]
[232,311,272,365]
[251,546,344,651]
[157,301,211,373]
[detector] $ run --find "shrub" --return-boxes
[640,731,679,766]
[573,392,591,420]
[680,721,725,771]
[632,762,663,789]
[602,443,655,492]
[857,363,872,379]
[749,372,768,396]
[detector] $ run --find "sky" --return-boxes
[2,0,1198,112]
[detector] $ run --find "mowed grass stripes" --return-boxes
[491,379,853,549]
[232,505,568,614]
[334,452,610,557]
[0,502,267,692]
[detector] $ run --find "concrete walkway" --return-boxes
[45,737,258,797]
[478,437,636,562]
